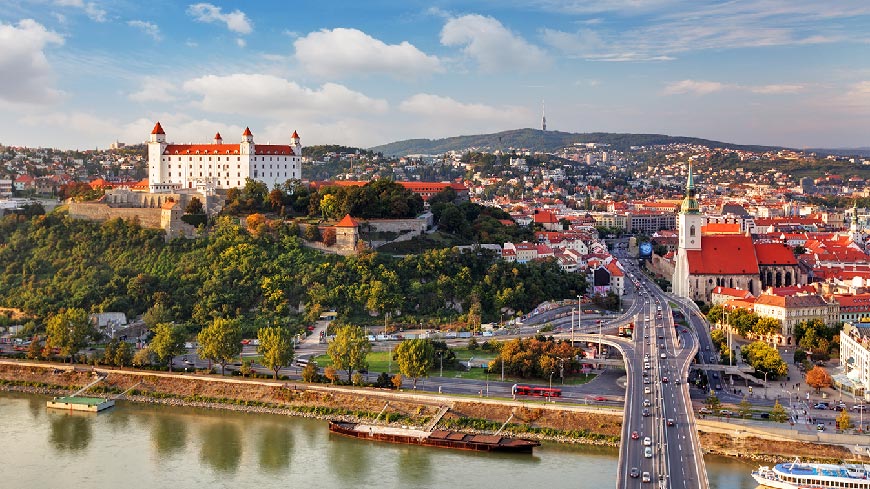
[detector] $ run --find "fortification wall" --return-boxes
[68,202,163,228]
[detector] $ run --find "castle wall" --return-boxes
[68,202,163,228]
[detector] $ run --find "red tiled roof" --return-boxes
[291,130,299,139]
[712,286,753,299]
[151,121,165,135]
[701,223,741,234]
[754,242,798,265]
[335,214,359,228]
[243,127,253,137]
[686,234,759,275]
[163,144,295,156]
[533,210,558,224]
[606,261,624,277]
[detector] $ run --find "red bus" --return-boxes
[513,385,562,397]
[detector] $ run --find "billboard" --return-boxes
[639,242,653,256]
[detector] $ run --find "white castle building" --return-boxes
[147,122,302,193]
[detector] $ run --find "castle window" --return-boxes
[690,225,696,237]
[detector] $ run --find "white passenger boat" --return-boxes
[752,459,870,489]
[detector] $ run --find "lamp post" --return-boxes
[549,370,554,390]
[436,350,443,378]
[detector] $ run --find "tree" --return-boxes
[770,400,789,423]
[150,323,186,371]
[185,197,204,215]
[351,372,364,386]
[197,317,242,375]
[45,308,94,363]
[837,409,853,430]
[705,391,721,414]
[326,325,371,382]
[257,326,295,380]
[738,397,753,419]
[114,341,133,367]
[132,346,153,367]
[324,366,338,384]
[805,365,833,392]
[391,374,403,389]
[239,359,253,378]
[27,337,43,360]
[394,339,435,389]
[143,303,173,330]
[301,362,319,383]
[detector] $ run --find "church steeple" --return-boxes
[680,161,700,214]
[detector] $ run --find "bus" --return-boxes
[617,323,634,337]
[513,385,562,398]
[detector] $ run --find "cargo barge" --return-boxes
[328,421,540,454]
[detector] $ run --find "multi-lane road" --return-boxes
[617,257,708,489]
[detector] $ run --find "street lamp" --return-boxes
[436,350,444,378]
[549,370,555,391]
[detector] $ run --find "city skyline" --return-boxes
[0,0,868,150]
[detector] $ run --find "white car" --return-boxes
[643,436,652,446]
[644,446,653,458]
[642,472,651,482]
[644,386,651,394]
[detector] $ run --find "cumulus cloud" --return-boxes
[182,74,388,117]
[0,19,64,105]
[440,14,550,72]
[399,93,527,120]
[187,3,252,35]
[664,79,806,96]
[129,77,177,102]
[294,28,442,78]
[127,20,161,41]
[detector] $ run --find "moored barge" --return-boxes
[328,421,540,454]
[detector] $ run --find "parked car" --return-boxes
[813,402,829,409]
[698,407,713,415]
[719,409,734,416]
[852,404,867,412]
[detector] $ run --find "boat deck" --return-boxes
[351,424,431,439]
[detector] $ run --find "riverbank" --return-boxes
[0,360,857,462]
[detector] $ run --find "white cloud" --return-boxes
[294,28,442,78]
[187,3,252,35]
[127,20,161,41]
[0,19,64,105]
[663,80,727,95]
[399,93,527,120]
[235,38,246,48]
[54,0,106,22]
[129,77,177,103]
[664,79,806,96]
[440,14,550,72]
[750,84,805,94]
[182,74,388,117]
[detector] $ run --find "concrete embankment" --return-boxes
[0,359,860,461]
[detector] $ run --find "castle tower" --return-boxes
[148,122,168,191]
[213,132,222,145]
[291,130,302,156]
[240,126,254,155]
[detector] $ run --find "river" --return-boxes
[1,392,759,488]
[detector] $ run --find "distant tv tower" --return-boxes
[541,100,547,131]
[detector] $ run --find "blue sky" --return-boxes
[0,0,868,150]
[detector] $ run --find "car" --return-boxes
[714,384,722,390]
[817,423,826,431]
[644,447,653,458]
[644,363,651,370]
[698,408,713,415]
[642,408,651,417]
[642,472,651,482]
[593,396,607,401]
[662,376,669,383]
[667,418,675,427]
[719,410,733,416]
[712,372,719,379]
[643,436,652,446]
[813,402,829,409]
[644,387,651,395]
[630,468,640,478]
[643,398,651,407]
[631,431,639,440]
[674,379,681,385]
[643,377,651,384]
[660,353,667,359]
[853,405,867,412]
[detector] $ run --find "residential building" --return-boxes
[753,293,839,345]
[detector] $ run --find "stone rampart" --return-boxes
[68,202,163,228]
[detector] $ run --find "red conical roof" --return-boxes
[214,132,222,139]
[335,214,359,227]
[151,122,165,134]
[291,130,299,139]
[242,127,253,137]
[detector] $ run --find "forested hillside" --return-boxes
[370,128,781,156]
[0,211,585,334]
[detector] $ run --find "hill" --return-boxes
[369,128,782,156]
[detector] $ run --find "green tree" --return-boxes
[326,325,371,382]
[143,303,173,330]
[257,326,295,380]
[705,391,721,414]
[301,362,319,383]
[770,400,789,423]
[45,308,94,363]
[197,317,243,375]
[394,338,435,389]
[114,341,133,367]
[132,346,153,367]
[738,397,752,419]
[185,196,204,214]
[150,323,187,371]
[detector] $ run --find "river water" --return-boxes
[1,392,758,488]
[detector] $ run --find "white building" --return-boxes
[147,122,302,193]
[839,323,870,399]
